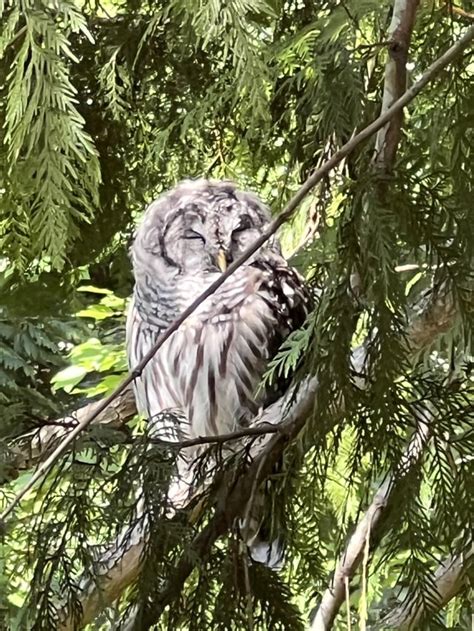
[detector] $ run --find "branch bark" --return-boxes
[374,0,420,170]
[310,406,432,631]
[380,544,474,629]
[1,388,136,484]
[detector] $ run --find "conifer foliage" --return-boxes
[0,1,473,629]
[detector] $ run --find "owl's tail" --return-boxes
[248,533,284,570]
[239,488,284,570]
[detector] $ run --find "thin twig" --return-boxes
[2,21,473,524]
[149,422,280,450]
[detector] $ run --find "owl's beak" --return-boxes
[216,248,227,272]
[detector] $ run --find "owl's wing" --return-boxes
[126,298,188,443]
[127,260,309,435]
[250,258,310,404]
[126,262,309,524]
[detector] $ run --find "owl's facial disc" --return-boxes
[207,212,261,272]
[165,209,233,273]
[179,205,271,274]
[154,184,277,274]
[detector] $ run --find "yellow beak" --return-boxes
[216,249,227,272]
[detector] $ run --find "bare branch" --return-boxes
[374,0,420,171]
[380,544,474,629]
[2,389,136,483]
[310,406,432,631]
[149,422,280,449]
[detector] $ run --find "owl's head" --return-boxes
[133,179,281,275]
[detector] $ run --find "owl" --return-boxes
[126,178,308,563]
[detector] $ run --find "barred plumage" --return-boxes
[126,178,309,563]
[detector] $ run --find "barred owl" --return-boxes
[126,179,308,564]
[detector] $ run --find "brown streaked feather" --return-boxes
[207,365,218,434]
[219,326,234,378]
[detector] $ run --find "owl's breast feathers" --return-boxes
[127,260,309,441]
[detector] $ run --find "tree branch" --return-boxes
[1,399,282,484]
[310,406,432,631]
[1,388,136,484]
[380,544,474,629]
[374,0,420,171]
